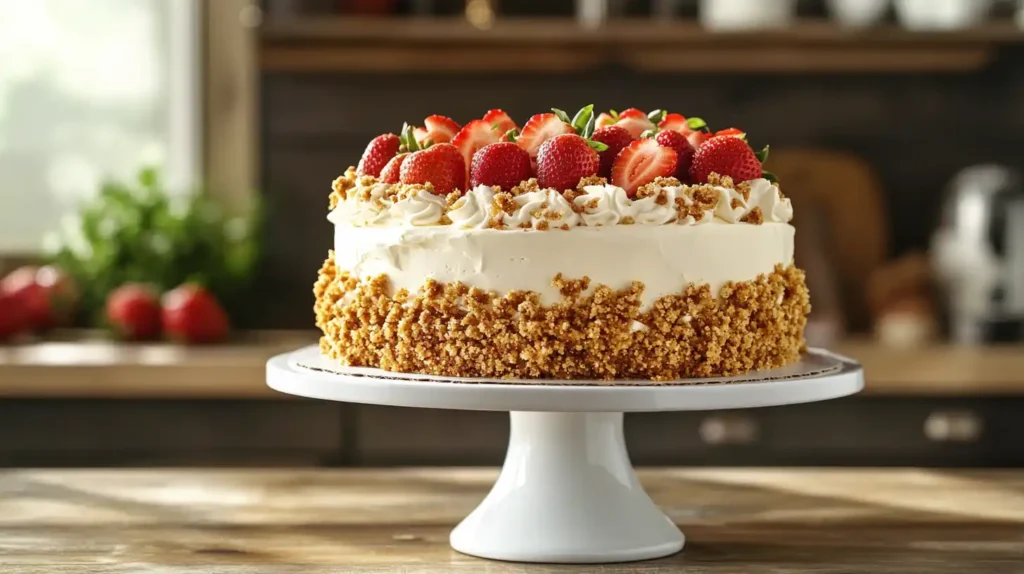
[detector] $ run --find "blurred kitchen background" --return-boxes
[1,0,1023,468]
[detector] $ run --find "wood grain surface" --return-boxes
[2,332,1024,398]
[0,468,1021,572]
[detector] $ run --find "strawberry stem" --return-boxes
[647,109,666,123]
[504,128,519,143]
[762,170,779,184]
[640,128,658,139]
[571,105,594,134]
[686,117,708,132]
[551,108,573,125]
[754,144,770,163]
[400,123,422,153]
[587,140,609,152]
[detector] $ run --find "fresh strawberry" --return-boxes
[470,142,532,189]
[611,138,679,198]
[162,284,230,344]
[379,153,408,183]
[654,130,696,182]
[687,130,711,149]
[482,109,517,135]
[658,113,688,132]
[413,126,429,146]
[1,267,48,332]
[614,109,656,139]
[689,135,763,184]
[105,283,162,341]
[536,134,600,191]
[0,289,28,341]
[591,125,634,178]
[715,127,746,139]
[618,108,647,119]
[595,112,617,129]
[400,142,466,195]
[516,113,574,159]
[452,120,501,183]
[356,133,401,177]
[421,115,461,144]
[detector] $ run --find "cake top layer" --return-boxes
[329,105,791,229]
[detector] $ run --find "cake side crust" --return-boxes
[314,252,810,381]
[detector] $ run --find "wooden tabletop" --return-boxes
[1,467,1022,572]
[1,332,1024,398]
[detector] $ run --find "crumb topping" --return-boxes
[315,254,809,381]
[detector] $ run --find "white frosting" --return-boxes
[334,223,795,309]
[329,178,790,228]
[448,186,495,229]
[389,188,447,226]
[714,178,792,224]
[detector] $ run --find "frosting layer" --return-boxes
[334,222,795,308]
[327,174,792,229]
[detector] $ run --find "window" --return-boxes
[0,0,201,254]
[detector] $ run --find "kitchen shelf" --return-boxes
[1,331,1023,398]
[260,17,1024,74]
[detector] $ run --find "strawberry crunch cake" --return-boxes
[314,105,809,381]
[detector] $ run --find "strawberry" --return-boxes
[687,130,711,149]
[689,135,763,184]
[1,267,48,332]
[413,126,429,146]
[715,127,746,139]
[105,283,162,341]
[654,130,696,182]
[614,108,656,139]
[421,115,461,145]
[516,113,574,159]
[162,284,230,344]
[591,125,634,178]
[595,112,617,129]
[453,120,501,183]
[0,289,28,342]
[356,133,401,177]
[536,134,600,191]
[482,109,517,135]
[400,142,466,195]
[470,142,532,189]
[618,108,647,119]
[611,138,679,198]
[658,113,688,132]
[379,152,408,183]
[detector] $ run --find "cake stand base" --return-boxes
[450,411,682,563]
[267,346,863,564]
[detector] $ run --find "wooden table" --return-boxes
[1,468,1022,573]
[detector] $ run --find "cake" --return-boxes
[314,106,809,381]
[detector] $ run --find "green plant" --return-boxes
[46,167,262,326]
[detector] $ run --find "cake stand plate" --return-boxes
[267,346,863,564]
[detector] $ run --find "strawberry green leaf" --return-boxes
[647,109,666,123]
[639,129,658,139]
[583,114,596,139]
[686,117,708,132]
[552,108,573,125]
[423,138,434,149]
[609,109,619,120]
[504,128,519,143]
[762,170,779,184]
[571,104,594,134]
[754,145,770,163]
[587,140,609,152]
[401,123,421,153]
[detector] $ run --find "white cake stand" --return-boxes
[267,345,863,564]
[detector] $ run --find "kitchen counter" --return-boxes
[1,332,1024,397]
[0,467,1020,572]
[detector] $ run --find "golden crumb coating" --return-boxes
[314,253,809,381]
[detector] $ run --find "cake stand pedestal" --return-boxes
[267,346,863,564]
